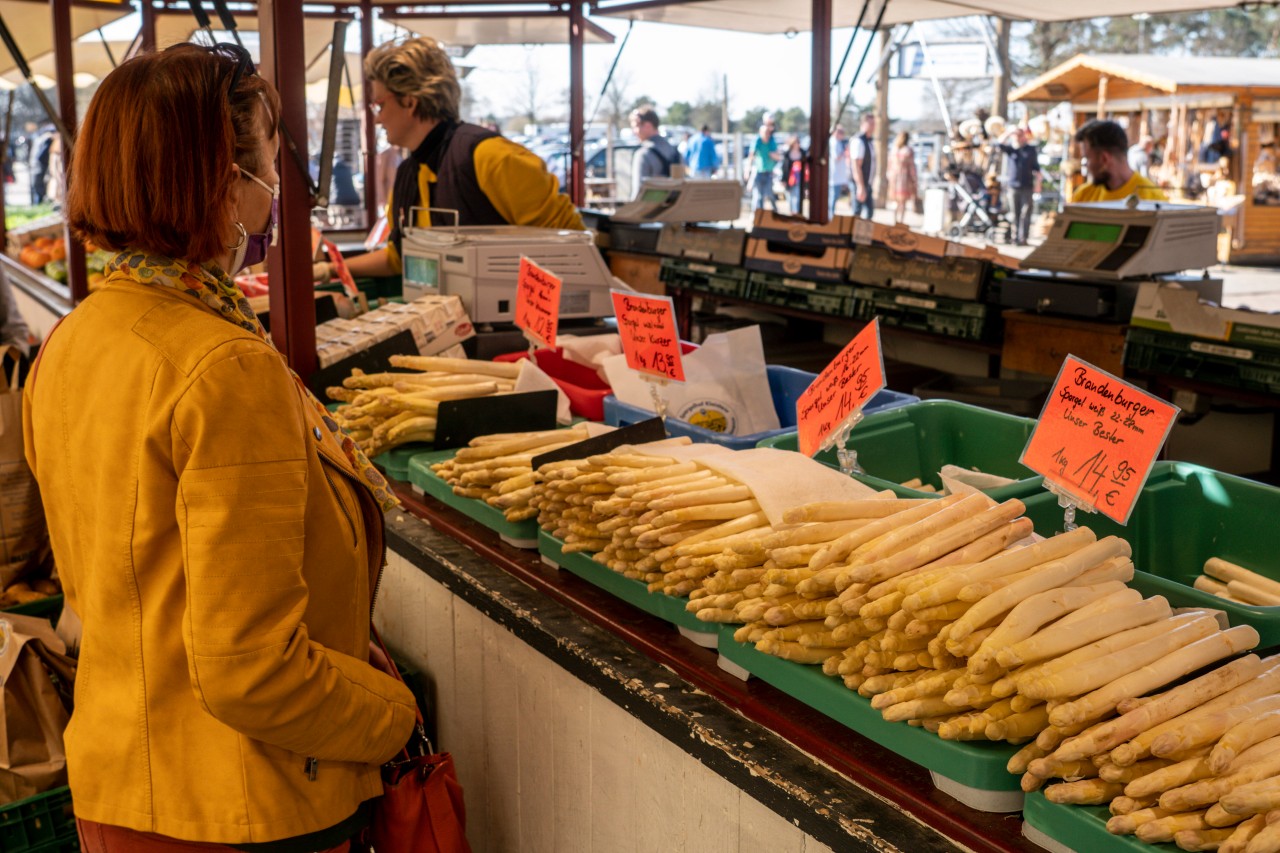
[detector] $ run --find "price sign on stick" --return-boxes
[323,239,359,299]
[1021,355,1179,526]
[516,257,562,349]
[611,290,686,382]
[796,319,886,458]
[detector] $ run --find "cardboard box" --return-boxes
[1130,281,1276,348]
[743,237,851,283]
[849,218,948,258]
[847,245,990,301]
[751,210,852,248]
[656,224,747,266]
[316,294,475,368]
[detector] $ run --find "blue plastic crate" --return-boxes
[602,365,918,450]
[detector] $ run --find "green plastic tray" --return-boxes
[407,450,539,548]
[0,786,76,853]
[714,625,1024,809]
[2,594,63,620]
[375,444,432,483]
[1022,791,1176,853]
[539,531,719,640]
[758,400,1043,501]
[1023,461,1280,648]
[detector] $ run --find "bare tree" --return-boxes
[600,70,634,132]
[513,51,542,126]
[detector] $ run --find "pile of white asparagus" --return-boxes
[435,436,1280,851]
[429,427,591,523]
[1195,558,1280,607]
[326,355,522,456]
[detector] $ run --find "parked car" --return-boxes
[544,142,643,199]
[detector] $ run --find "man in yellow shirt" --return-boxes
[1071,120,1168,203]
[315,37,583,281]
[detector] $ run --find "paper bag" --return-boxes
[602,326,779,436]
[0,612,73,803]
[0,347,48,589]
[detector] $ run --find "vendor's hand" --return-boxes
[311,261,333,283]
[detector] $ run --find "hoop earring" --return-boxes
[227,223,247,250]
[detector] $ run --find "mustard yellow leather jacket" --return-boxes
[24,275,416,843]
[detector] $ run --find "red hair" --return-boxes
[67,44,281,264]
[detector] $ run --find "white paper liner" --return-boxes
[937,464,1017,497]
[514,360,572,425]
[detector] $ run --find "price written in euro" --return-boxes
[796,319,886,457]
[515,256,562,349]
[1021,355,1179,525]
[610,290,686,382]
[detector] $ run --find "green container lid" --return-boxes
[758,399,1043,502]
[539,531,717,638]
[1024,461,1280,647]
[376,444,432,483]
[407,449,538,548]
[1023,791,1175,853]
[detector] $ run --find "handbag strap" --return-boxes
[370,624,433,759]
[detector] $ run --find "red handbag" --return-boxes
[363,628,472,853]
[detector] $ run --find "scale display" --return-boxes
[1063,221,1123,243]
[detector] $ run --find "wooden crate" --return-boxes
[608,250,665,296]
[1001,310,1127,377]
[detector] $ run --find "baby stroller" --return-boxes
[945,166,1014,243]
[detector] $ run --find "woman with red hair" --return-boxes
[24,43,416,852]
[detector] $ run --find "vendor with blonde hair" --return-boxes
[316,36,582,282]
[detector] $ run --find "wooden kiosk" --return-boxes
[1011,53,1280,264]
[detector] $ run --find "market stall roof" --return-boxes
[0,0,133,77]
[1012,53,1280,102]
[383,12,615,45]
[0,38,129,88]
[589,0,1248,35]
[153,9,349,64]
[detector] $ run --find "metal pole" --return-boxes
[831,0,888,138]
[260,0,317,379]
[51,0,87,303]
[809,0,832,222]
[569,3,585,206]
[140,0,157,54]
[0,92,11,253]
[360,0,378,230]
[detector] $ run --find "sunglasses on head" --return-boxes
[201,42,256,94]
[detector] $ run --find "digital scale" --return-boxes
[1023,197,1220,279]
[612,178,743,223]
[1006,197,1224,321]
[400,222,616,325]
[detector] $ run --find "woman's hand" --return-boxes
[312,261,333,283]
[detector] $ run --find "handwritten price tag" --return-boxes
[1021,355,1179,525]
[323,239,359,299]
[796,319,886,457]
[610,290,685,382]
[516,257,561,349]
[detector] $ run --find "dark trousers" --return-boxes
[1010,187,1035,244]
[853,188,874,219]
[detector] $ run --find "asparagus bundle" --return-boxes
[430,427,591,522]
[326,355,522,457]
[1194,558,1280,607]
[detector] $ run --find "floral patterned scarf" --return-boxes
[106,251,399,511]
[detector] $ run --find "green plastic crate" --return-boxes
[407,450,539,548]
[1023,461,1280,647]
[851,284,1001,343]
[539,531,718,641]
[658,257,750,298]
[1022,791,1174,853]
[3,594,63,620]
[0,787,77,853]
[374,444,432,483]
[715,625,1024,810]
[758,400,1043,502]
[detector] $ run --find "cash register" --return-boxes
[400,219,616,325]
[1002,197,1223,320]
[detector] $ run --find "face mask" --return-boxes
[230,168,279,274]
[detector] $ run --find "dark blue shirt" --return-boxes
[999,143,1041,190]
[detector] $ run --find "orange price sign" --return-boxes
[516,256,562,349]
[323,239,359,299]
[796,319,886,457]
[1021,355,1179,525]
[610,290,685,382]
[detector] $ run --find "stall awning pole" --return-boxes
[261,0,318,379]
[809,0,832,222]
[569,2,586,206]
[360,0,378,231]
[51,0,88,303]
[140,0,157,54]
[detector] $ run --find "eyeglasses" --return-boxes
[202,42,256,96]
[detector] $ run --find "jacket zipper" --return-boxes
[321,464,358,547]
